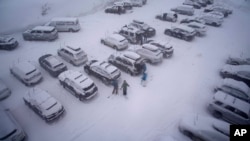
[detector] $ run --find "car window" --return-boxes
[214,101,223,106]
[231,89,248,99]
[225,105,235,112]
[235,109,249,119]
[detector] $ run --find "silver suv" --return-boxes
[208,91,250,124]
[23,26,58,41]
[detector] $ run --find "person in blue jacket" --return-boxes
[141,71,147,87]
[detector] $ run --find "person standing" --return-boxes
[141,71,147,87]
[120,80,129,96]
[112,79,119,95]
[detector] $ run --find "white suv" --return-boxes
[58,46,88,66]
[23,88,65,122]
[208,91,250,124]
[101,33,128,50]
[10,61,43,86]
[58,70,98,100]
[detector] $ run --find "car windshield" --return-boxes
[46,102,57,110]
[212,124,229,137]
[44,28,56,33]
[0,129,17,140]
[75,51,85,58]
[120,39,127,42]
[53,63,63,69]
[26,69,36,75]
[7,38,14,42]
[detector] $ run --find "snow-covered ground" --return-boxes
[1,0,250,141]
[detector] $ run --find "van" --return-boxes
[0,109,26,141]
[47,17,80,32]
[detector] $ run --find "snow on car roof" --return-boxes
[175,25,195,33]
[221,64,250,73]
[33,26,55,31]
[176,5,194,10]
[99,61,117,74]
[214,91,250,114]
[123,51,141,60]
[14,61,36,74]
[45,55,62,68]
[142,44,159,51]
[51,17,78,22]
[64,46,83,54]
[221,78,250,97]
[0,79,7,92]
[188,22,206,28]
[0,36,13,42]
[0,110,17,138]
[109,33,126,41]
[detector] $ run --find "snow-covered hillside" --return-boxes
[1,0,250,141]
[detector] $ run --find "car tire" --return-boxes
[213,111,222,119]
[212,22,217,26]
[84,68,90,74]
[101,77,109,85]
[113,45,117,50]
[165,30,171,36]
[182,130,194,138]
[69,28,74,32]
[183,36,189,41]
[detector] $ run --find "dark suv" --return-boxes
[108,51,145,76]
[84,60,121,85]
[164,25,196,41]
[129,20,156,37]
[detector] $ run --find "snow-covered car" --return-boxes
[129,20,156,37]
[183,0,201,9]
[119,25,146,44]
[39,54,67,77]
[185,22,207,36]
[132,44,163,64]
[105,5,126,14]
[214,78,250,103]
[155,12,177,22]
[208,91,250,124]
[147,40,174,58]
[46,17,81,32]
[108,51,145,75]
[204,5,232,17]
[57,46,88,66]
[10,61,43,86]
[22,26,58,41]
[23,88,65,122]
[180,17,205,24]
[101,33,128,50]
[129,0,146,7]
[0,79,11,100]
[196,15,223,27]
[0,109,26,141]
[84,60,121,85]
[220,65,250,87]
[206,11,225,19]
[164,25,196,41]
[226,56,250,65]
[170,6,194,16]
[58,70,98,100]
[192,0,207,7]
[114,1,133,10]
[179,114,229,141]
[0,36,18,50]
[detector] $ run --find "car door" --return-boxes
[224,105,241,123]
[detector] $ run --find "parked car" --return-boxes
[179,114,229,141]
[0,79,11,100]
[114,1,133,10]
[0,109,26,141]
[23,88,65,122]
[155,12,178,22]
[22,26,58,41]
[108,51,145,75]
[0,36,18,50]
[191,0,207,7]
[164,25,196,41]
[185,22,207,36]
[206,11,225,19]
[226,56,250,65]
[105,5,126,14]
[129,20,156,38]
[147,40,174,58]
[129,0,146,7]
[84,60,121,85]
[171,6,194,16]
[119,25,146,44]
[204,6,232,17]
[46,17,81,32]
[220,65,250,87]
[196,15,223,27]
[180,17,205,24]
[101,33,128,50]
[131,44,163,64]
[214,78,250,103]
[58,70,98,100]
[39,54,67,77]
[10,61,43,86]
[208,91,250,124]
[57,46,88,66]
[183,0,201,9]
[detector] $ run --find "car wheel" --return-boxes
[182,130,194,138]
[101,40,105,44]
[165,30,171,36]
[183,36,189,41]
[212,22,217,26]
[69,28,74,32]
[84,68,90,74]
[101,77,109,85]
[213,111,222,119]
[113,45,117,50]
[24,99,29,106]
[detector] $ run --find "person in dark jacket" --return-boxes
[112,79,119,94]
[120,80,129,96]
